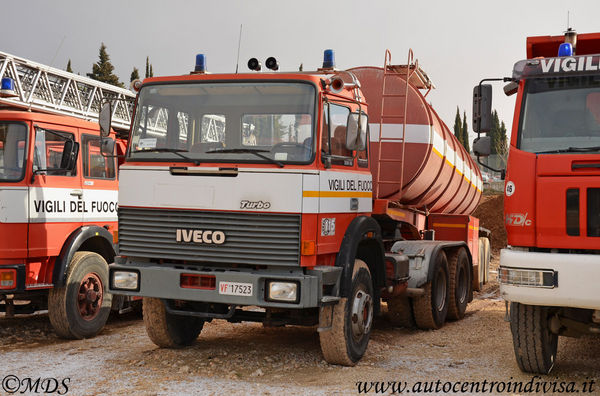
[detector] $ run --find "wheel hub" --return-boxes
[434,269,447,312]
[78,273,103,321]
[351,289,373,340]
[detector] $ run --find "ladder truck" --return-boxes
[103,50,490,365]
[0,50,135,339]
[473,30,600,374]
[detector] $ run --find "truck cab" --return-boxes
[475,30,600,374]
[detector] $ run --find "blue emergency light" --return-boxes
[558,43,573,57]
[195,54,206,73]
[323,49,335,69]
[0,77,17,97]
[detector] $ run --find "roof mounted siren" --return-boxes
[192,54,207,74]
[322,49,335,70]
[560,28,577,56]
[0,77,17,98]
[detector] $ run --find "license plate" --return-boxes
[218,281,253,296]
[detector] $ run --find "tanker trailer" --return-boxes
[105,49,491,366]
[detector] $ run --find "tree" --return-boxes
[87,43,124,88]
[489,110,508,155]
[462,111,470,152]
[453,107,463,147]
[145,56,154,78]
[66,59,73,73]
[130,67,140,83]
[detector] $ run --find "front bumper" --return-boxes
[499,248,600,309]
[108,259,321,309]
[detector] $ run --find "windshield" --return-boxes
[0,122,28,182]
[129,81,316,164]
[519,76,600,154]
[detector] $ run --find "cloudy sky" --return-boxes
[2,0,599,143]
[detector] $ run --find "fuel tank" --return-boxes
[348,67,482,215]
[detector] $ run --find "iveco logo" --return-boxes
[175,229,226,244]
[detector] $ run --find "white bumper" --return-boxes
[499,248,600,310]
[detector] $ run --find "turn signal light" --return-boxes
[301,240,316,256]
[0,269,16,289]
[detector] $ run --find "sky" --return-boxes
[2,0,600,144]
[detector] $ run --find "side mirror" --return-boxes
[99,102,113,138]
[472,84,492,133]
[473,136,492,157]
[503,81,518,96]
[101,138,115,156]
[59,140,79,170]
[346,112,367,151]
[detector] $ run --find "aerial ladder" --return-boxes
[0,50,135,132]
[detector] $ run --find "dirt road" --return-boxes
[2,258,599,396]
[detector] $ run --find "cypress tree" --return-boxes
[130,67,140,83]
[87,43,124,88]
[145,57,154,78]
[66,59,73,73]
[462,111,470,152]
[453,107,463,147]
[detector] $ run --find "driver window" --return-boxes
[34,129,76,177]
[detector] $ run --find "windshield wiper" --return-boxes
[205,148,284,168]
[537,145,600,154]
[132,148,200,165]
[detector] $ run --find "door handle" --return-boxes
[70,189,83,198]
[572,163,600,169]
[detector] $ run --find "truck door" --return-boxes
[29,125,83,258]
[80,132,118,232]
[0,121,29,260]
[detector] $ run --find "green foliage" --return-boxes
[87,43,124,88]
[489,110,508,155]
[462,111,470,152]
[130,67,140,83]
[453,107,463,147]
[145,57,154,78]
[66,59,73,73]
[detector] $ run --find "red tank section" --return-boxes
[348,66,482,215]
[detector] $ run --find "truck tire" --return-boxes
[482,237,491,284]
[143,297,204,348]
[48,251,112,339]
[386,295,415,328]
[475,238,485,291]
[510,302,558,374]
[412,251,449,329]
[447,247,470,321]
[319,260,373,366]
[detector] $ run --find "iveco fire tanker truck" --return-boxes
[0,50,134,339]
[104,49,489,365]
[473,30,600,374]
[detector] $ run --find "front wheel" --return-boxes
[319,259,374,366]
[48,251,112,339]
[143,297,204,348]
[510,302,558,374]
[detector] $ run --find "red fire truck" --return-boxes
[0,51,134,339]
[473,30,600,374]
[104,50,490,365]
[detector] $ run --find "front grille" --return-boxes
[119,207,301,267]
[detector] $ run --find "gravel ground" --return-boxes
[2,258,600,396]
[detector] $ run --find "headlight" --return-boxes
[112,270,139,291]
[267,281,299,303]
[499,267,556,288]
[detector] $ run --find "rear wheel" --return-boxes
[412,251,449,329]
[143,297,204,348]
[510,302,558,374]
[447,248,470,321]
[319,260,373,366]
[48,251,112,339]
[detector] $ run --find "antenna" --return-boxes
[50,35,66,67]
[235,24,243,73]
[567,10,570,29]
